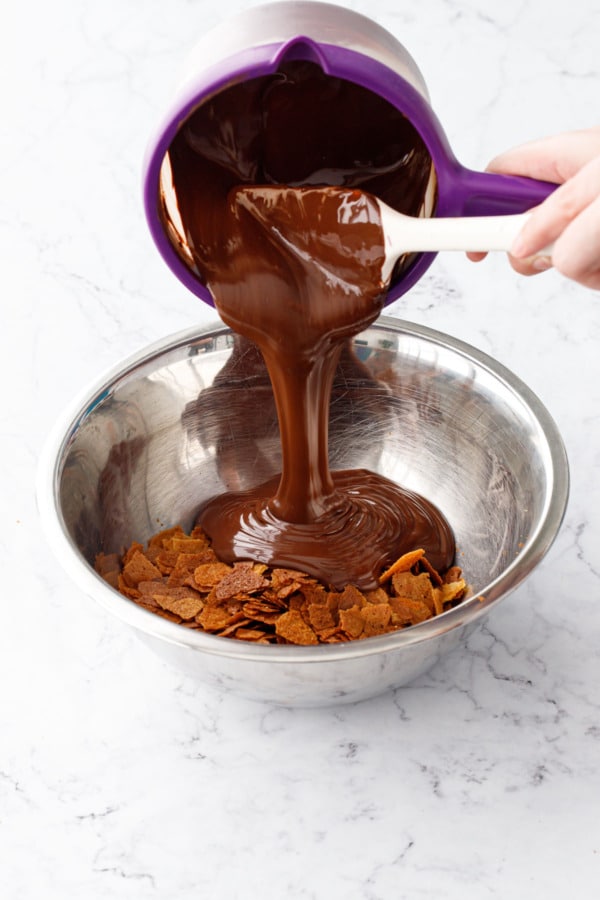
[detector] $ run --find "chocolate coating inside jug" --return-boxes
[160,61,437,287]
[162,61,454,590]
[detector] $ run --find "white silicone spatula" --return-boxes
[232,185,550,285]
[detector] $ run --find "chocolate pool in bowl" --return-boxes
[38,317,568,706]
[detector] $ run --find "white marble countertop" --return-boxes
[2,0,600,896]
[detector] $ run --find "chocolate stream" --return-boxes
[163,61,455,589]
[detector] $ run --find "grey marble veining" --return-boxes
[2,0,600,897]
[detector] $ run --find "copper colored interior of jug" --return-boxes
[158,60,438,297]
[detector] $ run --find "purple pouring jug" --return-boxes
[143,1,555,305]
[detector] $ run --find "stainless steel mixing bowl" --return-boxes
[38,317,569,706]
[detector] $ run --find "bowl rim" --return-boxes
[37,315,569,663]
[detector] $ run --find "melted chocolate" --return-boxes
[163,61,435,285]
[163,61,454,590]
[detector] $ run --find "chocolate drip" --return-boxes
[199,470,454,587]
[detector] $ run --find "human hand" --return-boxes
[468,127,600,289]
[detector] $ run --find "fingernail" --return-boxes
[532,255,553,272]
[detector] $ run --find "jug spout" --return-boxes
[274,36,330,70]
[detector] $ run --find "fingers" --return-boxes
[511,154,600,255]
[550,193,600,289]
[466,129,600,289]
[464,129,600,288]
[509,155,600,287]
[487,127,600,184]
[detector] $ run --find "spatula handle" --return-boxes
[415,212,531,252]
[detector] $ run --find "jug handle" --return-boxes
[451,167,557,216]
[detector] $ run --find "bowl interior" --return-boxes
[55,318,567,610]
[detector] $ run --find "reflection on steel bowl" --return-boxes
[38,317,568,706]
